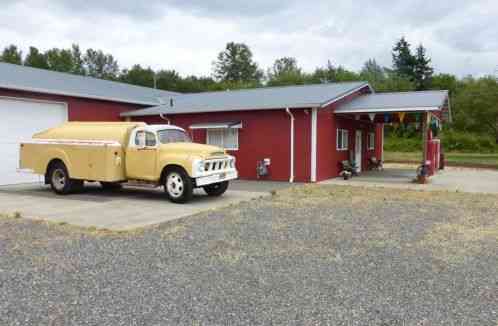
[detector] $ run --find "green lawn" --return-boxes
[385,151,498,168]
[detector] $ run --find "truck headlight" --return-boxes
[193,159,204,175]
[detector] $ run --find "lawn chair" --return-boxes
[368,156,383,171]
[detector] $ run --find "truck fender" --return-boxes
[42,148,73,177]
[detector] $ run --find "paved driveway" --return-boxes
[0,180,291,231]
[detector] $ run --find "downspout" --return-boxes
[286,108,295,183]
[159,113,170,125]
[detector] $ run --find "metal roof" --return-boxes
[121,81,370,117]
[335,90,449,114]
[0,62,179,105]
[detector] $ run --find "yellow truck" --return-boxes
[19,122,238,203]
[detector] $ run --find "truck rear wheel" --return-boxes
[48,162,77,195]
[203,181,229,197]
[164,167,193,204]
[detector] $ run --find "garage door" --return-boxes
[0,97,68,185]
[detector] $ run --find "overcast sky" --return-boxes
[2,0,497,78]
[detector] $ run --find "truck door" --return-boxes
[126,129,158,181]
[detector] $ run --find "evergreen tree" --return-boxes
[414,44,434,90]
[392,37,416,80]
[1,45,22,64]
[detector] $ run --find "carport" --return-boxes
[334,90,451,178]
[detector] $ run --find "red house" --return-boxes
[0,62,450,185]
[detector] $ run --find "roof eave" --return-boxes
[0,84,160,106]
[319,82,372,108]
[335,106,441,114]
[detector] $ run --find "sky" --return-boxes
[1,0,498,78]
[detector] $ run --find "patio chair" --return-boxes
[368,156,383,171]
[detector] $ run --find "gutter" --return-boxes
[285,108,295,183]
[159,113,170,124]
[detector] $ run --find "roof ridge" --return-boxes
[373,90,448,95]
[0,61,179,95]
[177,81,369,97]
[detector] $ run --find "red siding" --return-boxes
[135,109,312,182]
[0,88,142,121]
[316,85,378,181]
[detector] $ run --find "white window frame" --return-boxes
[206,128,239,151]
[368,132,375,150]
[336,129,349,151]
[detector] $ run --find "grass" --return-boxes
[385,151,498,168]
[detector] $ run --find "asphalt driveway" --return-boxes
[0,180,290,230]
[1,185,496,325]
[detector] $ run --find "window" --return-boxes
[207,128,239,150]
[337,129,349,151]
[157,129,191,144]
[135,131,157,147]
[368,132,375,150]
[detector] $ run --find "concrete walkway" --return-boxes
[321,164,498,194]
[0,180,291,231]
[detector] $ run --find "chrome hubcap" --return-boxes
[52,169,66,190]
[166,172,184,198]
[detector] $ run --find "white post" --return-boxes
[311,107,318,182]
[285,108,295,183]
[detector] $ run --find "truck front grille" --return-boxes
[204,158,234,172]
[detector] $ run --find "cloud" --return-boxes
[0,0,497,78]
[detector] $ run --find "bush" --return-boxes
[384,131,498,153]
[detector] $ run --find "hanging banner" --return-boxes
[355,114,361,121]
[368,113,376,122]
[398,112,406,123]
[384,113,391,123]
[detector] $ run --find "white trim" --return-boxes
[335,106,441,114]
[381,124,385,161]
[286,108,295,183]
[22,139,122,147]
[190,122,243,130]
[0,84,159,106]
[320,83,371,108]
[0,95,68,107]
[310,107,318,182]
[336,129,349,151]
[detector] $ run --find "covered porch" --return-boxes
[334,90,451,181]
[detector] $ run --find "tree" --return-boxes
[70,44,85,75]
[1,45,22,64]
[267,57,306,86]
[310,60,360,83]
[360,59,385,86]
[392,37,416,80]
[84,48,119,80]
[213,42,263,83]
[120,64,155,87]
[45,48,76,73]
[413,44,434,90]
[24,46,48,69]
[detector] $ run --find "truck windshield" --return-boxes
[157,129,192,144]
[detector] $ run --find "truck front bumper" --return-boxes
[194,170,238,187]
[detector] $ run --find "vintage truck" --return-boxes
[19,122,238,203]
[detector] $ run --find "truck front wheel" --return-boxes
[48,162,77,195]
[164,168,193,204]
[203,181,229,197]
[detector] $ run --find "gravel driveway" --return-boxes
[1,185,497,325]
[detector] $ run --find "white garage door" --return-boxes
[0,97,68,185]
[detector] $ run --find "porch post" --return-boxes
[422,112,430,163]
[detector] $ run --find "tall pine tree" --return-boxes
[414,44,434,90]
[392,37,416,81]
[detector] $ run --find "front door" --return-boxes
[355,130,362,172]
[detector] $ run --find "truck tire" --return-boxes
[164,167,193,204]
[203,181,229,197]
[48,162,77,195]
[100,182,123,191]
